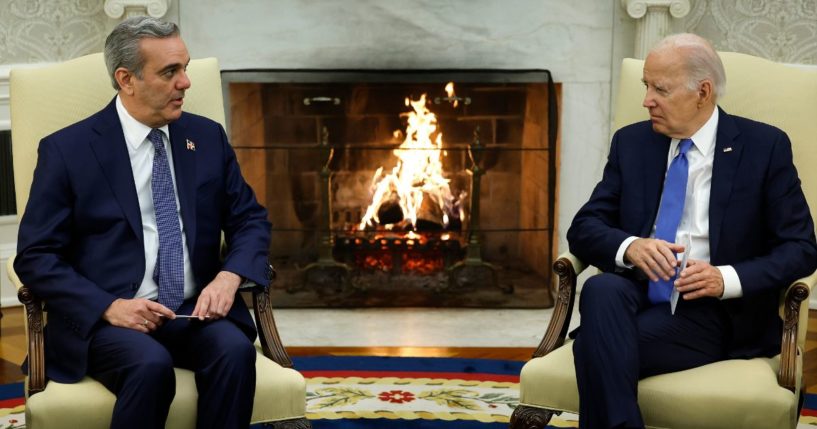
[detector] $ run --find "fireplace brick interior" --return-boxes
[227,72,558,307]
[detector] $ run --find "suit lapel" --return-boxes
[641,132,671,237]
[709,108,742,259]
[169,118,197,253]
[89,100,143,242]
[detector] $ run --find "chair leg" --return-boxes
[267,417,312,429]
[509,405,556,429]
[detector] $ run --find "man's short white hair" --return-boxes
[650,33,726,101]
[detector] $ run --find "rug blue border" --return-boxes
[0,383,23,401]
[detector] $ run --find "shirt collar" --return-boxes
[671,107,719,156]
[115,95,170,151]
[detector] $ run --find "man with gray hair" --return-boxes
[14,16,271,429]
[567,33,816,428]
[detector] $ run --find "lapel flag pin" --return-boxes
[723,147,732,152]
[186,139,196,151]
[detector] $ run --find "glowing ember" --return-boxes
[358,85,462,231]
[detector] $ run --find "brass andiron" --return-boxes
[299,127,351,291]
[445,127,510,292]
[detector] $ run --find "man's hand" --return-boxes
[675,259,724,300]
[103,298,175,333]
[192,271,242,320]
[624,238,685,282]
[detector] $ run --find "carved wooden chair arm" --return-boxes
[238,266,294,368]
[17,284,47,396]
[6,255,47,396]
[778,269,816,392]
[532,251,588,358]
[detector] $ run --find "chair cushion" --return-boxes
[519,340,798,429]
[25,344,306,428]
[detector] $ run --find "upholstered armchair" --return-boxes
[511,52,817,429]
[6,53,310,429]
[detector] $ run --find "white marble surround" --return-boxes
[178,1,601,347]
[179,0,622,260]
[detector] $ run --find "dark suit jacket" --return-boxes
[14,99,272,383]
[567,107,817,358]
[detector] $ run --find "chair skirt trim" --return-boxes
[509,405,557,429]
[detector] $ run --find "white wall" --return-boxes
[0,64,18,307]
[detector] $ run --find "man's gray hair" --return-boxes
[650,33,727,100]
[104,16,180,90]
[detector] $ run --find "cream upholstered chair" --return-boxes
[510,52,817,429]
[6,53,310,429]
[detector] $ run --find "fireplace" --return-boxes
[224,70,559,308]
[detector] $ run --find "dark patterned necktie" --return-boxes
[148,129,184,311]
[648,138,693,304]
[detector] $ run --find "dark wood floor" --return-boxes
[1,306,816,394]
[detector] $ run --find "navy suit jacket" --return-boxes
[567,108,817,358]
[14,99,272,383]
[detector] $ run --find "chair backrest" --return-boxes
[9,52,226,219]
[613,52,817,349]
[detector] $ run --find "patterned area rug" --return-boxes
[2,356,817,428]
[295,355,817,429]
[0,383,24,429]
[296,356,522,429]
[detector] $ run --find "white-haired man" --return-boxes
[567,33,817,428]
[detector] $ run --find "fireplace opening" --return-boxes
[224,70,559,308]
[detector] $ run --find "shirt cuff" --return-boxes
[615,236,639,269]
[717,265,743,299]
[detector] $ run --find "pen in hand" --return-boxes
[153,312,211,320]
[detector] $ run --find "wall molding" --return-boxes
[0,67,10,131]
[621,0,691,58]
[0,241,19,308]
[0,63,51,131]
[104,0,172,19]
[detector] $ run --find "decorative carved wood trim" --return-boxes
[269,417,312,429]
[779,280,809,391]
[251,286,294,368]
[509,405,556,429]
[18,285,46,395]
[532,256,577,358]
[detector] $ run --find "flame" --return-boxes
[359,91,457,231]
[445,82,458,108]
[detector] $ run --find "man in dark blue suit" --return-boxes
[567,33,817,428]
[14,17,270,429]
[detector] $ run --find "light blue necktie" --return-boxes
[148,129,185,311]
[648,138,693,304]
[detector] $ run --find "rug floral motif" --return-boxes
[0,408,24,429]
[306,376,518,423]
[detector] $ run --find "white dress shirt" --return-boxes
[615,107,743,299]
[116,96,196,301]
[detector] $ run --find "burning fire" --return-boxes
[358,83,461,231]
[445,82,458,108]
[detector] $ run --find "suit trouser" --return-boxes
[572,272,730,429]
[87,299,257,429]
